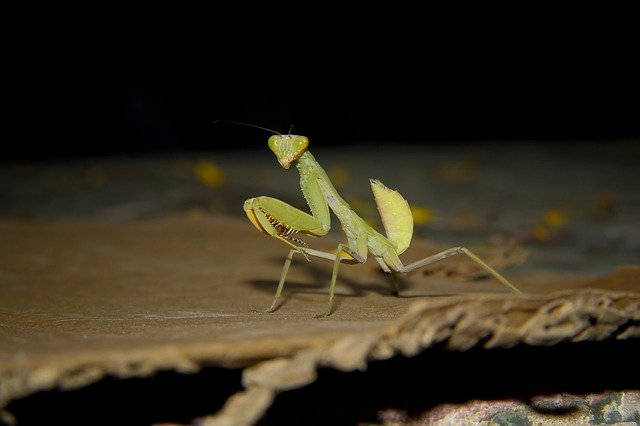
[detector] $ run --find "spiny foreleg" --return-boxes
[244,196,328,251]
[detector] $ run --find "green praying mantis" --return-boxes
[238,124,522,317]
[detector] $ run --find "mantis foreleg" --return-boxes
[244,196,328,250]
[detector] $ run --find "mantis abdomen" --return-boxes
[370,179,413,255]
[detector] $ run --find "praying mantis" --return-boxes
[241,125,522,317]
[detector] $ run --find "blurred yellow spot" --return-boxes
[595,191,615,217]
[328,166,349,188]
[532,224,550,242]
[344,195,367,209]
[364,217,378,228]
[542,209,567,228]
[452,209,477,230]
[345,195,375,220]
[194,160,225,187]
[438,159,477,183]
[187,207,207,220]
[85,167,106,187]
[410,205,434,225]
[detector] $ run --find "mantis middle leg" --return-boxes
[257,244,366,317]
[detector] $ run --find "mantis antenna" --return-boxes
[213,119,281,135]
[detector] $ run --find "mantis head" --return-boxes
[268,135,309,169]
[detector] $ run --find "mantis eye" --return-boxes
[296,136,309,150]
[267,135,279,151]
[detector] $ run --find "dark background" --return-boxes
[7,28,639,160]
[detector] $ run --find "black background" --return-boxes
[6,21,639,160]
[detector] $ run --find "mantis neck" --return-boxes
[296,151,354,224]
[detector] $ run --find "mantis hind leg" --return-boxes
[388,246,521,294]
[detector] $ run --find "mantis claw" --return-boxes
[251,307,278,314]
[296,247,311,262]
[313,298,334,318]
[252,298,281,314]
[313,309,331,319]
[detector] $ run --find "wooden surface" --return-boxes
[1,216,638,424]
